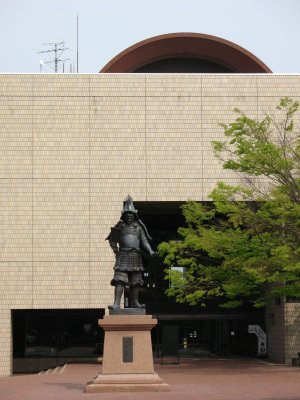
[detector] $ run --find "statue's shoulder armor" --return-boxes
[106,221,123,242]
[113,221,123,228]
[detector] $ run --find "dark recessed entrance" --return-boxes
[134,201,265,359]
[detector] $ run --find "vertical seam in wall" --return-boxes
[256,74,258,120]
[201,75,203,201]
[31,75,34,308]
[145,75,148,201]
[284,297,287,362]
[88,75,91,307]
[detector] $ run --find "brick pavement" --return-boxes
[0,359,300,400]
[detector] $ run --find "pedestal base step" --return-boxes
[109,308,146,315]
[85,373,170,392]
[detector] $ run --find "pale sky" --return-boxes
[1,0,300,73]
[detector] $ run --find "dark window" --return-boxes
[134,57,233,73]
[12,309,104,372]
[275,297,281,306]
[286,296,300,303]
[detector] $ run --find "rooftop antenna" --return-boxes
[76,14,79,73]
[39,60,44,73]
[38,41,70,73]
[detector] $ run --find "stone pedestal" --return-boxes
[85,314,170,392]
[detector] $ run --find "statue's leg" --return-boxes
[130,285,145,308]
[129,271,145,308]
[108,285,124,309]
[108,270,127,309]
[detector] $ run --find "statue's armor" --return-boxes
[108,221,147,277]
[119,224,141,250]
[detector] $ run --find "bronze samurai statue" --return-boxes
[106,196,155,310]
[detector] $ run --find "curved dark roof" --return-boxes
[100,33,271,73]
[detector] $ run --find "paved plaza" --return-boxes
[0,359,300,400]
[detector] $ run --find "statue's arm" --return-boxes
[141,239,155,256]
[138,225,155,256]
[109,239,119,255]
[106,223,121,255]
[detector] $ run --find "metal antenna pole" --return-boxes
[77,14,79,73]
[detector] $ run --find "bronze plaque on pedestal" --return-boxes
[123,336,133,363]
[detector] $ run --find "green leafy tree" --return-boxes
[158,97,300,308]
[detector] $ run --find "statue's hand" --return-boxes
[111,246,119,256]
[149,251,157,257]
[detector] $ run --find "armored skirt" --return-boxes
[114,249,144,272]
[111,249,145,287]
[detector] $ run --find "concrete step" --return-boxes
[45,368,54,374]
[38,364,67,375]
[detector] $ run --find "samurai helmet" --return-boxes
[122,195,138,214]
[121,195,152,240]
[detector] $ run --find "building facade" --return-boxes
[1,34,300,376]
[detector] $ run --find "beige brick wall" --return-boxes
[265,298,286,363]
[0,309,12,377]
[285,303,300,363]
[0,73,300,374]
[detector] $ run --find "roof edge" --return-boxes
[100,33,272,73]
